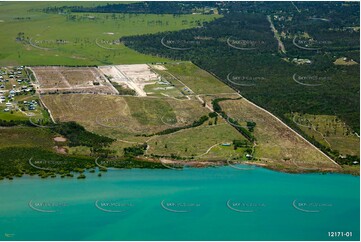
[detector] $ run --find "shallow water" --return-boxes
[0,166,359,241]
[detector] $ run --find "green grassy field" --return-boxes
[164,62,235,95]
[0,126,55,149]
[124,96,176,126]
[143,83,184,98]
[0,2,220,66]
[147,122,248,159]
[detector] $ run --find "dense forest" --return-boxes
[42,2,219,15]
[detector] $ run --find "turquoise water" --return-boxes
[0,166,359,241]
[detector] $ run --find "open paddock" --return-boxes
[116,64,159,82]
[31,66,118,95]
[164,62,235,95]
[147,122,248,159]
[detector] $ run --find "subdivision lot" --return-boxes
[99,64,159,96]
[31,66,118,95]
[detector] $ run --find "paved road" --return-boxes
[267,15,286,54]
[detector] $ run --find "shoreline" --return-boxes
[0,159,358,181]
[151,158,359,176]
[0,148,360,181]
